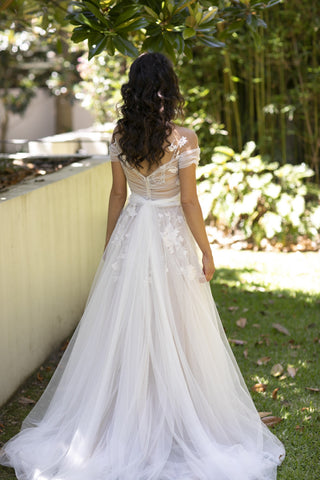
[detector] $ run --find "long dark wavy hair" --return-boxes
[116,52,184,170]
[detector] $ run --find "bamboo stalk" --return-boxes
[224,50,242,150]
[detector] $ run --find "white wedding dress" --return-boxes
[0,133,285,480]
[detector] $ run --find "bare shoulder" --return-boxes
[111,124,121,143]
[172,124,198,149]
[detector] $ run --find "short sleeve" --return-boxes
[178,147,200,169]
[109,141,121,162]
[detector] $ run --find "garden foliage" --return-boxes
[197,142,320,247]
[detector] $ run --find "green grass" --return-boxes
[0,250,319,479]
[212,249,320,480]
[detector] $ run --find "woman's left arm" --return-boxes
[104,161,127,249]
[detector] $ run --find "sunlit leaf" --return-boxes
[252,383,267,392]
[272,387,279,399]
[270,363,284,377]
[287,366,298,378]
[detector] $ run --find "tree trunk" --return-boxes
[0,107,9,154]
[55,94,72,134]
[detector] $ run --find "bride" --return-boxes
[0,52,285,480]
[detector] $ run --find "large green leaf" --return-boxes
[71,26,90,43]
[114,17,149,33]
[113,36,139,57]
[88,35,108,59]
[82,1,109,25]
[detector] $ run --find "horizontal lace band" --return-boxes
[128,192,181,207]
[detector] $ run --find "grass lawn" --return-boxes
[212,249,320,480]
[0,249,319,479]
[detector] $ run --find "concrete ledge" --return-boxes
[0,157,112,406]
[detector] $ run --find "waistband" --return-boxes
[128,192,181,207]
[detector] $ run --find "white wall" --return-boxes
[0,158,112,406]
[0,88,94,145]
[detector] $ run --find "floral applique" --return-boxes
[177,136,188,147]
[161,224,184,254]
[126,202,137,217]
[168,136,187,152]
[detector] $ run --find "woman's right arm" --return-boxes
[178,131,215,281]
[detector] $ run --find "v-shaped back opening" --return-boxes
[114,130,184,179]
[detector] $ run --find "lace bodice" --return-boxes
[109,135,200,200]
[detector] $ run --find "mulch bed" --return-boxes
[0,156,90,193]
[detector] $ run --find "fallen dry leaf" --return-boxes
[295,424,304,431]
[252,383,267,393]
[270,363,284,377]
[257,356,271,366]
[228,306,239,312]
[252,323,260,328]
[272,323,290,336]
[236,317,247,328]
[261,416,282,427]
[18,396,35,405]
[259,412,273,418]
[287,366,298,378]
[305,387,320,392]
[243,348,248,359]
[272,387,280,400]
[228,338,247,345]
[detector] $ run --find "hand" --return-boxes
[202,251,215,282]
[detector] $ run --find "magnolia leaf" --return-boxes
[18,396,35,405]
[287,366,298,378]
[252,383,267,392]
[228,338,247,345]
[272,387,279,400]
[143,6,158,19]
[236,317,247,328]
[257,356,271,365]
[228,306,239,312]
[270,363,284,377]
[112,36,139,57]
[305,387,320,392]
[88,36,108,60]
[261,416,282,427]
[183,27,196,39]
[272,323,290,336]
[259,411,273,418]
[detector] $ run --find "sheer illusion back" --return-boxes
[109,131,200,200]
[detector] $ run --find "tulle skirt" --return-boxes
[0,192,285,480]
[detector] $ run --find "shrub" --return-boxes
[197,141,320,248]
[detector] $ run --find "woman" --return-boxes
[0,52,285,480]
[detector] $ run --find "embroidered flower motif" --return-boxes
[168,144,177,152]
[184,264,197,281]
[168,166,178,174]
[161,224,182,254]
[168,136,188,152]
[126,203,137,217]
[177,136,187,147]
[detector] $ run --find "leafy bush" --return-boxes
[197,142,320,248]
